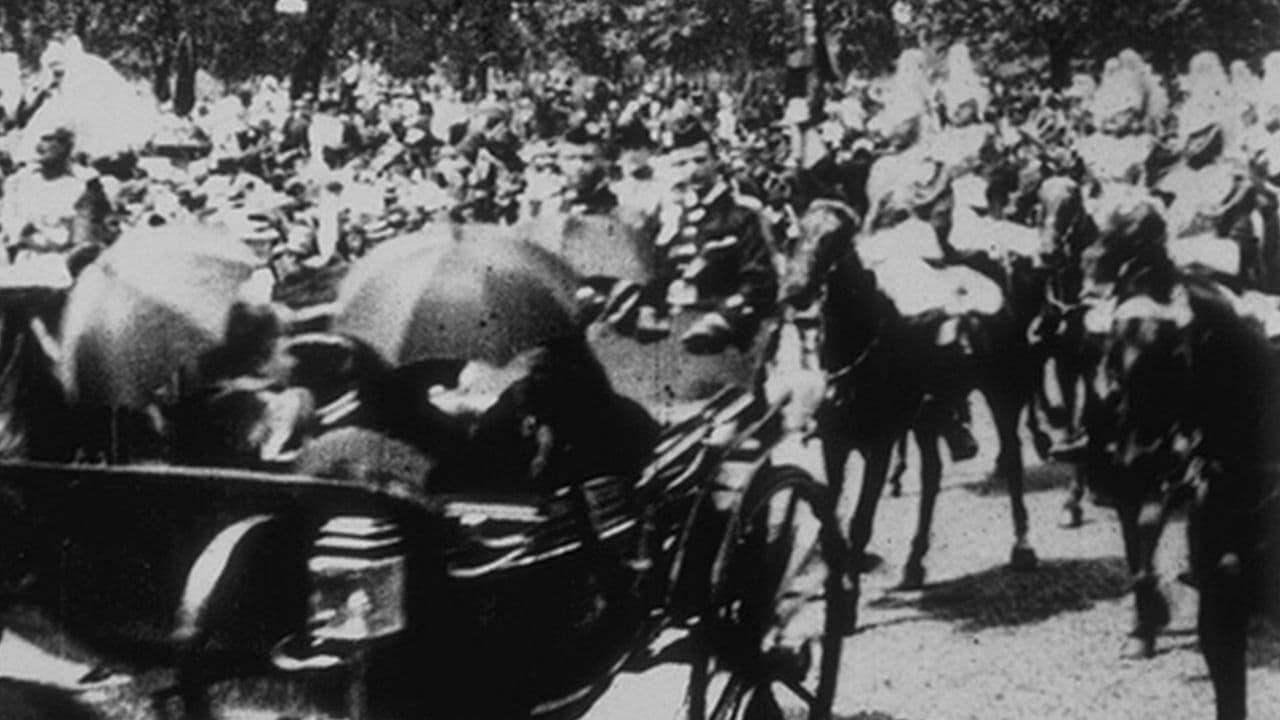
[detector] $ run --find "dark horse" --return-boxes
[781,199,1041,610]
[1081,191,1280,719]
[1031,176,1105,526]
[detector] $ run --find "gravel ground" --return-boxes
[590,396,1280,720]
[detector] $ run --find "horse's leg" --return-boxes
[1198,552,1249,719]
[1060,464,1086,529]
[901,426,942,589]
[887,432,908,497]
[1027,355,1056,460]
[987,384,1037,569]
[1117,496,1171,658]
[822,429,884,635]
[846,436,894,574]
[1056,349,1089,528]
[1201,587,1249,720]
[1056,351,1081,440]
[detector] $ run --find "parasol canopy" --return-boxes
[19,40,164,161]
[525,211,658,283]
[58,224,259,407]
[333,223,582,367]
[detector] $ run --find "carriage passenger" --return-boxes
[299,333,659,498]
[170,302,315,468]
[643,116,779,354]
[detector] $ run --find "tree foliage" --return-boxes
[915,0,1280,85]
[0,0,1276,91]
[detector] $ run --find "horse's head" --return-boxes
[1080,186,1171,301]
[1037,176,1093,263]
[781,199,862,308]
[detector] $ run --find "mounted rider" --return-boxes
[1155,51,1268,288]
[854,50,1018,461]
[1075,51,1168,192]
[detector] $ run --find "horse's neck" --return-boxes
[821,251,886,365]
[1182,285,1279,466]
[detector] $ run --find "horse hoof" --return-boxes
[850,552,884,574]
[899,563,926,590]
[1059,505,1084,529]
[1122,634,1158,660]
[1009,546,1038,570]
[1031,431,1052,461]
[840,606,861,636]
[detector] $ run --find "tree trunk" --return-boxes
[1046,36,1073,90]
[2,0,26,58]
[152,0,177,104]
[173,32,196,116]
[291,0,342,100]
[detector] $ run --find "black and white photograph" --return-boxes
[0,1,1275,718]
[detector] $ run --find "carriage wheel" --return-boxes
[684,464,847,720]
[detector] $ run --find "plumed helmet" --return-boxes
[940,42,990,121]
[1260,51,1280,128]
[1091,58,1150,135]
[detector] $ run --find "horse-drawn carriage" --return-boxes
[0,223,848,720]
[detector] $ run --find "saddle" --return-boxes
[856,218,1005,332]
[1158,161,1250,238]
[1083,281,1280,343]
[949,174,1042,260]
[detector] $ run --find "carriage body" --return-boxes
[0,310,844,720]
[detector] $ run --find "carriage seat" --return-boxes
[440,474,639,580]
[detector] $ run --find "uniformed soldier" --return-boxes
[651,116,778,354]
[1075,51,1166,191]
[1158,51,1271,289]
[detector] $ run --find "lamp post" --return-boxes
[783,0,820,168]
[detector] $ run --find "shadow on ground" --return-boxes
[837,712,912,720]
[868,557,1130,631]
[962,461,1079,497]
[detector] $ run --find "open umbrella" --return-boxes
[59,224,258,407]
[20,43,163,161]
[525,210,658,283]
[333,223,582,367]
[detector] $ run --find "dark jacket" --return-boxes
[657,180,778,330]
